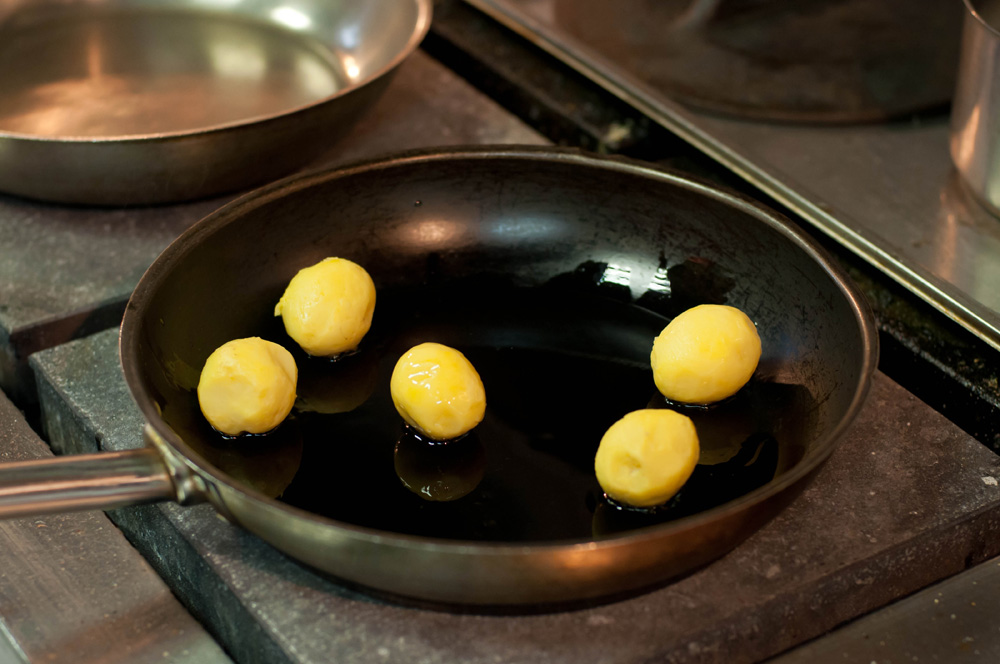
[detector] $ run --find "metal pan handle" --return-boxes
[0,447,177,519]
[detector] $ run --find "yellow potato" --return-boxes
[274,257,376,357]
[390,342,486,440]
[197,337,297,436]
[594,409,699,508]
[650,304,761,404]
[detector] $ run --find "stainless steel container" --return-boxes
[951,0,1000,215]
[0,0,431,205]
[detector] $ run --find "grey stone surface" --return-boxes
[30,329,1000,664]
[0,49,546,405]
[0,388,232,663]
[769,554,1000,663]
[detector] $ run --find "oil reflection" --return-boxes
[404,220,465,249]
[294,350,379,415]
[394,430,486,502]
[189,421,304,499]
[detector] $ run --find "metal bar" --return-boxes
[0,447,175,519]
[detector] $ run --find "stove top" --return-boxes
[469,0,1000,353]
[2,7,1000,662]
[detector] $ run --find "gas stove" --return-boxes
[2,3,1000,663]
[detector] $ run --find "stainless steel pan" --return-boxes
[0,0,430,204]
[0,148,878,606]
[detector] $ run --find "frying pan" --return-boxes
[0,0,430,204]
[0,148,877,606]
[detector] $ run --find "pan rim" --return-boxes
[120,145,879,554]
[0,0,432,144]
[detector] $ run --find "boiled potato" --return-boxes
[594,409,699,507]
[274,257,376,357]
[390,342,486,440]
[197,337,297,436]
[650,304,761,404]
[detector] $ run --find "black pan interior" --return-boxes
[131,150,871,543]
